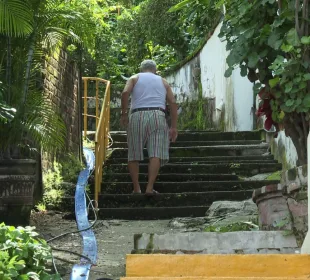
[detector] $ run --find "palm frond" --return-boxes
[0,101,16,123]
[0,91,66,153]
[0,0,34,37]
[23,92,67,152]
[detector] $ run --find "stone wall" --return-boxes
[44,49,82,155]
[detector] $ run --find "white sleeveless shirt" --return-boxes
[131,73,167,110]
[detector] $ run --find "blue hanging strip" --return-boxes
[70,148,97,280]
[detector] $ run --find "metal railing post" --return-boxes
[83,79,88,140]
[81,77,110,204]
[95,80,99,129]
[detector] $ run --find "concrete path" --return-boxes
[30,212,179,280]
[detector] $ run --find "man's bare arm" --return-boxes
[121,76,136,114]
[120,75,138,128]
[163,79,178,130]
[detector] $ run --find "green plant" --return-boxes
[0,0,34,37]
[0,0,99,157]
[169,0,221,53]
[43,154,84,209]
[0,102,15,124]
[35,203,47,212]
[204,221,259,232]
[266,170,282,181]
[229,163,241,169]
[0,91,66,154]
[61,154,84,183]
[177,96,211,130]
[0,223,60,279]
[219,0,310,165]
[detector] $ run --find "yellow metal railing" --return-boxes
[82,77,111,203]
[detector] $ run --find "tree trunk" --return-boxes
[22,32,36,104]
[4,36,12,159]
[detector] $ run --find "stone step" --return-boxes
[102,173,239,182]
[96,206,209,219]
[110,130,262,142]
[123,255,309,278]
[107,155,276,164]
[133,231,298,254]
[110,144,269,158]
[111,140,263,148]
[97,191,253,208]
[63,191,253,219]
[101,180,280,194]
[61,202,209,219]
[106,163,282,177]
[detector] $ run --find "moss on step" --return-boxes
[146,233,154,251]
[229,163,241,169]
[204,221,259,233]
[266,170,281,181]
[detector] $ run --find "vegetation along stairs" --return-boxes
[89,130,282,219]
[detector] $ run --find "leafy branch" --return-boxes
[219,0,310,165]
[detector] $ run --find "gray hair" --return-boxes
[140,60,157,72]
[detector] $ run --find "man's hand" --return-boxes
[120,114,129,128]
[169,127,178,143]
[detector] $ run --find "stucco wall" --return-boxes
[268,131,298,169]
[167,56,200,102]
[166,23,254,132]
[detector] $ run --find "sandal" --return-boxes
[145,190,159,196]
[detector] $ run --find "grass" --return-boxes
[266,170,282,181]
[204,221,259,232]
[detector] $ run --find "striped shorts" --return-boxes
[127,110,169,165]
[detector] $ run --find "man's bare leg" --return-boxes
[128,161,141,193]
[145,157,161,194]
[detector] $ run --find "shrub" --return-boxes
[42,154,84,209]
[0,223,59,279]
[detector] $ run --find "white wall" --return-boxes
[270,131,299,168]
[232,69,255,131]
[167,62,197,99]
[166,22,254,131]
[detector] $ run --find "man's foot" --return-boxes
[132,190,142,194]
[145,190,159,196]
[128,161,140,194]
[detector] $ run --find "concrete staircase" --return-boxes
[95,130,282,219]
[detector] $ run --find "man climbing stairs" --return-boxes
[95,130,282,219]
